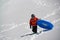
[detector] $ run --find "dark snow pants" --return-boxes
[32,26,37,33]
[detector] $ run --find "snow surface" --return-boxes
[0,0,60,40]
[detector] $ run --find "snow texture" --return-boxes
[0,0,60,40]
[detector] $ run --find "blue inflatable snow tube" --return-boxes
[37,19,54,30]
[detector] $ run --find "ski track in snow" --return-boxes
[0,22,28,33]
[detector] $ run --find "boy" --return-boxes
[29,14,38,33]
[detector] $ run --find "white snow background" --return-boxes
[0,0,60,40]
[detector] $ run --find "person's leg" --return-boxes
[34,26,37,33]
[32,26,34,33]
[32,26,36,33]
[32,26,37,33]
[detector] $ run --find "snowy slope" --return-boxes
[0,0,60,40]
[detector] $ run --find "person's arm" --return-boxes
[29,19,31,29]
[30,25,31,29]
